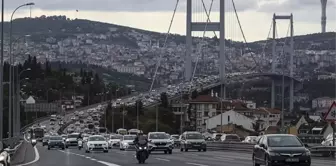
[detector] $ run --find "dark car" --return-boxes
[42,136,50,146]
[48,136,65,150]
[252,134,311,166]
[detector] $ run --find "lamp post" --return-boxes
[0,0,5,142]
[8,2,35,138]
[14,68,31,137]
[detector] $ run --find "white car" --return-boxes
[119,135,136,150]
[148,132,174,154]
[108,134,122,148]
[84,135,109,153]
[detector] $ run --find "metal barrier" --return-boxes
[206,141,336,158]
[4,141,23,157]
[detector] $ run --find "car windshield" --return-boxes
[68,134,79,138]
[111,135,122,139]
[49,136,63,140]
[186,133,203,139]
[149,133,169,139]
[267,136,303,147]
[124,136,136,140]
[89,136,105,141]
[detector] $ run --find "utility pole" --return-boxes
[0,0,4,141]
[156,105,158,132]
[122,104,125,128]
[136,101,139,129]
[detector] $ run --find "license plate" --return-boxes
[285,158,299,162]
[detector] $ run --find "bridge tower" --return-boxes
[271,14,294,113]
[186,0,226,98]
[321,0,327,33]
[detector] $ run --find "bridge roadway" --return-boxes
[15,143,335,166]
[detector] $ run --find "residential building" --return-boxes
[188,95,219,132]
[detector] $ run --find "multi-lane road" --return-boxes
[15,143,336,166]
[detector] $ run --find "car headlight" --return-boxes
[123,142,128,146]
[303,150,311,156]
[269,152,280,156]
[88,144,94,147]
[139,147,143,150]
[103,143,108,147]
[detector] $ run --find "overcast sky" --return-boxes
[6,0,336,41]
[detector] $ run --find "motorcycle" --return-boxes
[78,139,83,150]
[135,141,149,164]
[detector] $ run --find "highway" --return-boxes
[15,143,336,166]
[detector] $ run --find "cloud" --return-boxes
[8,0,258,12]
[257,0,336,12]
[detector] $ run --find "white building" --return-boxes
[205,110,255,132]
[189,95,219,132]
[312,97,335,109]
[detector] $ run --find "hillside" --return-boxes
[4,15,335,85]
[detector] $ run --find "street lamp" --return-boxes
[8,2,35,139]
[14,68,31,137]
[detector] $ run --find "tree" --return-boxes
[191,90,198,99]
[252,119,263,135]
[160,92,169,108]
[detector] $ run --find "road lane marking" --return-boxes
[186,162,209,166]
[213,156,234,161]
[155,158,170,161]
[16,146,40,166]
[58,150,121,166]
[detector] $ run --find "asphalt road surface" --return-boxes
[15,143,336,166]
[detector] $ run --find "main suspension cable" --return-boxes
[149,0,180,92]
[231,0,261,72]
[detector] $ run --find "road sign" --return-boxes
[324,101,336,121]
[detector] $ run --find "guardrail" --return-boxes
[206,142,336,158]
[4,141,23,157]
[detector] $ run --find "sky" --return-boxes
[5,0,336,42]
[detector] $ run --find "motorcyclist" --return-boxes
[133,132,148,158]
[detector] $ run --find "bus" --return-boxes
[29,127,45,141]
[128,129,141,135]
[116,128,127,135]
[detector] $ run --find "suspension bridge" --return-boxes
[148,0,298,111]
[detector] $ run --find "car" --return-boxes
[108,134,122,148]
[42,136,50,146]
[84,135,109,153]
[252,134,311,166]
[180,131,207,152]
[119,135,136,150]
[220,134,241,142]
[65,133,81,148]
[148,132,173,154]
[48,136,65,150]
[0,141,10,166]
[243,136,258,144]
[171,134,180,147]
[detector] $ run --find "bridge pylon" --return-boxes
[271,14,294,113]
[185,0,226,99]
